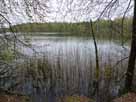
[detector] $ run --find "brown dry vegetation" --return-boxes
[57,96,94,102]
[113,92,136,102]
[0,95,30,102]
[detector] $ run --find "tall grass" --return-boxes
[0,37,131,102]
[3,45,129,102]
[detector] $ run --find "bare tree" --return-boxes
[125,0,136,91]
[0,0,49,93]
[54,0,135,97]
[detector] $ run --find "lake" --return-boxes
[1,35,131,102]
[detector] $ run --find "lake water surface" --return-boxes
[4,35,131,102]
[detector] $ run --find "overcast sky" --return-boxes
[0,0,134,24]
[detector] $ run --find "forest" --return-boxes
[4,18,132,39]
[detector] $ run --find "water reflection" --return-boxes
[3,36,130,102]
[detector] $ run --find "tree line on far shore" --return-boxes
[2,17,132,40]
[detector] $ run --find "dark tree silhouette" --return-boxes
[125,0,136,91]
